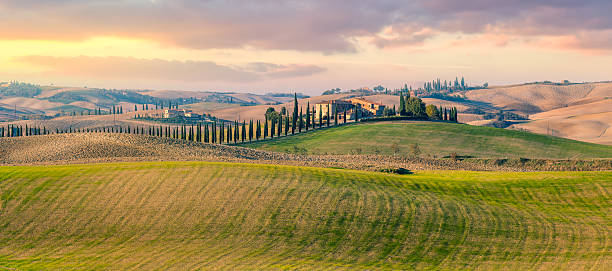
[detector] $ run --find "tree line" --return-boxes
[1,93,458,142]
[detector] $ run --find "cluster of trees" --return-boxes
[321,76,488,97]
[0,81,42,98]
[398,92,458,122]
[422,77,467,92]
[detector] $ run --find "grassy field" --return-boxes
[242,122,612,159]
[0,161,610,270]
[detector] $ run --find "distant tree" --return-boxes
[204,124,209,143]
[305,102,310,130]
[326,105,330,127]
[265,107,279,122]
[461,77,465,89]
[318,106,322,128]
[312,106,316,129]
[265,119,270,138]
[235,121,240,143]
[241,120,246,142]
[146,104,149,110]
[284,116,289,136]
[248,120,253,141]
[443,108,448,121]
[399,93,407,115]
[426,104,440,120]
[298,108,303,133]
[406,97,427,118]
[343,108,347,124]
[256,120,261,140]
[219,123,224,143]
[212,123,217,143]
[483,82,489,88]
[292,93,298,134]
[334,104,338,126]
[277,115,282,136]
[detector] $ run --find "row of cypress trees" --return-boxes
[1,93,459,142]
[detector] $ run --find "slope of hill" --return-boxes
[464,82,612,114]
[510,99,612,145]
[0,133,286,164]
[243,122,612,159]
[0,162,610,270]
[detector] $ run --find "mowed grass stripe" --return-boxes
[0,162,610,270]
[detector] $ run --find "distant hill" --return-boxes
[462,82,612,144]
[0,83,297,121]
[243,121,612,159]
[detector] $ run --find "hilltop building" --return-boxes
[314,97,386,120]
[163,109,202,119]
[348,97,385,116]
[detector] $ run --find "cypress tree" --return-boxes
[318,106,322,128]
[334,104,338,126]
[212,123,217,143]
[284,116,289,136]
[312,106,316,128]
[305,102,310,130]
[256,120,261,140]
[248,120,253,141]
[298,108,303,133]
[220,123,224,143]
[343,108,347,124]
[326,105,330,127]
[204,124,209,143]
[235,121,239,143]
[399,92,406,115]
[292,93,298,134]
[277,115,282,137]
[265,119,269,139]
[241,121,246,142]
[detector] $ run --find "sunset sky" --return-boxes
[1,0,612,94]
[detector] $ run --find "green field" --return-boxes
[243,122,612,159]
[1,161,610,270]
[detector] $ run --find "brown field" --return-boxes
[510,99,612,145]
[465,82,612,114]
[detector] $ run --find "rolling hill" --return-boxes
[0,161,610,269]
[243,122,612,159]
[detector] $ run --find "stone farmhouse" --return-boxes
[315,97,386,121]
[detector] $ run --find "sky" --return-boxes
[1,0,612,95]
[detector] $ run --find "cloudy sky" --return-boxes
[1,0,611,94]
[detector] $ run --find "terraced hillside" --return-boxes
[0,162,610,270]
[243,122,612,159]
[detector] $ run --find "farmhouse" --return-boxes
[348,97,385,116]
[163,109,184,118]
[314,97,387,120]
